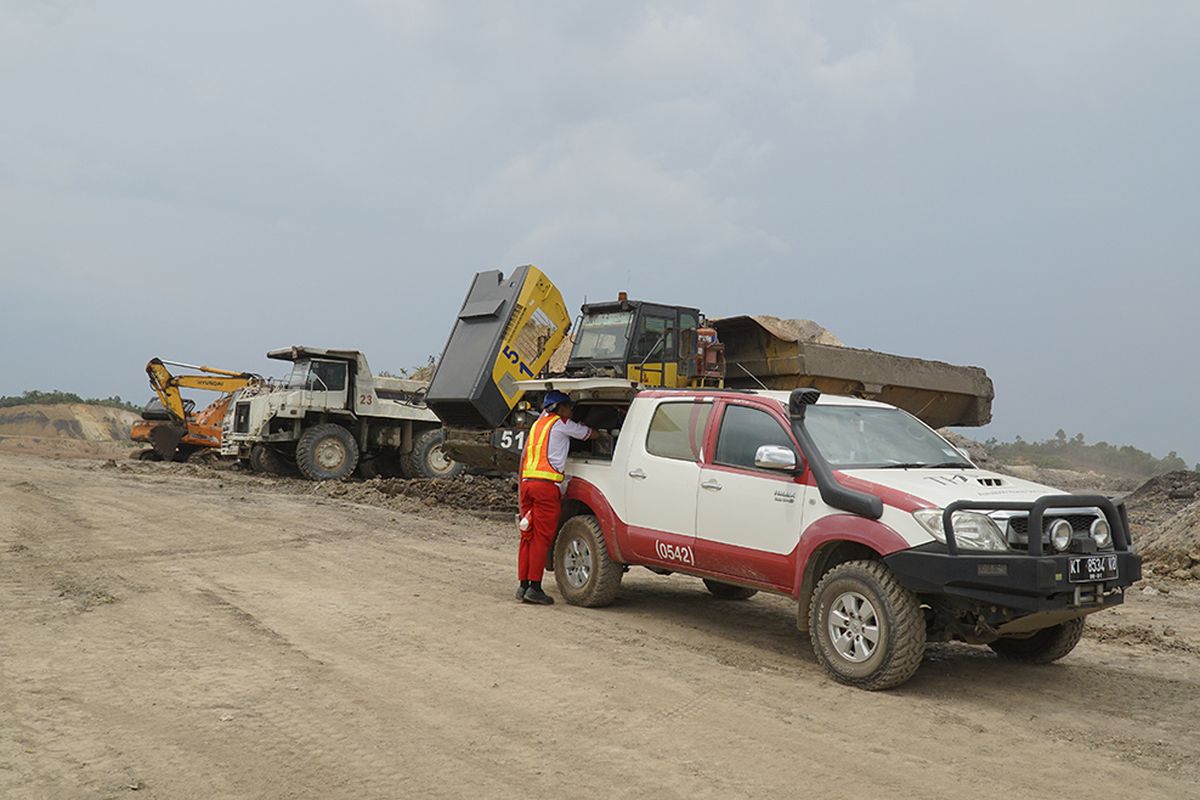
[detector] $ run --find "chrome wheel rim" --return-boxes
[314,438,347,471]
[563,536,592,588]
[828,591,880,663]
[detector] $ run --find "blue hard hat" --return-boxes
[542,390,573,410]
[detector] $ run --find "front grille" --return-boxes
[1008,514,1098,537]
[1008,513,1099,551]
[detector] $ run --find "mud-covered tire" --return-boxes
[137,449,163,462]
[553,515,622,607]
[808,560,926,690]
[295,424,358,481]
[988,618,1085,664]
[702,579,758,600]
[249,444,287,475]
[402,428,464,480]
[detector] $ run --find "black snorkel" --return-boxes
[788,388,884,520]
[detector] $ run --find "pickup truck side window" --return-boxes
[645,401,712,461]
[714,404,796,470]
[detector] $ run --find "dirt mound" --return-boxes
[0,403,141,460]
[1119,471,1200,580]
[0,403,139,441]
[746,316,843,347]
[318,474,518,517]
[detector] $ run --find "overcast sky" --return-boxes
[2,1,1197,464]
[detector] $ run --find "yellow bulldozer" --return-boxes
[131,358,261,462]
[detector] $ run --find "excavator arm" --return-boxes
[145,358,260,425]
[137,358,261,460]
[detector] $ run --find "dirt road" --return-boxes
[2,453,1198,799]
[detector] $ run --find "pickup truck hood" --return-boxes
[839,468,1065,510]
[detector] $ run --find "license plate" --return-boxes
[491,428,527,454]
[1069,554,1118,583]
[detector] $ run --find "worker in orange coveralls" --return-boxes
[516,390,594,605]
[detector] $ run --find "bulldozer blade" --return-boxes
[149,424,186,461]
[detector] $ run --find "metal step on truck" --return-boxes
[221,346,463,481]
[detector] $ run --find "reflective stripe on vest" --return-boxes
[521,414,564,482]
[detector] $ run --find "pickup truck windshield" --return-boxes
[803,405,971,469]
[572,311,633,360]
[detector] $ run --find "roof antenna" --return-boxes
[735,362,769,391]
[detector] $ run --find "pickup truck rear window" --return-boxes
[715,404,796,470]
[646,402,712,461]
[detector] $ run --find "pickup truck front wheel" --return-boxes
[988,618,1085,663]
[553,515,622,607]
[808,560,926,690]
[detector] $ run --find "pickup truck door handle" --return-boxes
[628,468,647,479]
[701,479,722,491]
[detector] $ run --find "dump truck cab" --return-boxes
[566,296,720,388]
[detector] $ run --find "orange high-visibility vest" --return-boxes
[521,413,564,482]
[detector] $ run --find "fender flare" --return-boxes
[561,478,627,563]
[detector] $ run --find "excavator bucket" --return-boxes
[149,423,187,461]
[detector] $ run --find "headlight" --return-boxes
[1047,518,1073,552]
[912,509,1009,552]
[1090,517,1112,549]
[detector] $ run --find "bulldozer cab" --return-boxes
[567,298,708,388]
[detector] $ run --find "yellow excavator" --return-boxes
[131,358,261,462]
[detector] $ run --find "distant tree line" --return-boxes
[0,390,141,412]
[986,429,1194,476]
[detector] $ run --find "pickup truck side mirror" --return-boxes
[754,445,797,472]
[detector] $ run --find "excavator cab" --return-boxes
[566,295,724,388]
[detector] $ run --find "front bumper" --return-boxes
[884,544,1142,613]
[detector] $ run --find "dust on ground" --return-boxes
[2,450,1200,799]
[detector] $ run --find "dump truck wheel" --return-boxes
[296,424,359,481]
[988,618,1085,664]
[137,449,162,462]
[402,428,464,480]
[808,560,926,690]
[553,515,622,607]
[702,579,758,600]
[249,444,286,475]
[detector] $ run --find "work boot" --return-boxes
[522,587,554,605]
[515,585,528,602]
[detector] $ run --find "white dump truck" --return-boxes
[222,346,463,481]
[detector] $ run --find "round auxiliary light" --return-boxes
[1047,518,1074,552]
[1090,517,1113,549]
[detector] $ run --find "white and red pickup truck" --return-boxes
[547,386,1141,689]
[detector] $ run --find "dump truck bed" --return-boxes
[713,315,993,428]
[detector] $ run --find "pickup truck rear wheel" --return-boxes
[808,560,926,690]
[988,618,1085,663]
[553,515,622,607]
[295,423,358,481]
[402,428,464,480]
[702,579,758,600]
